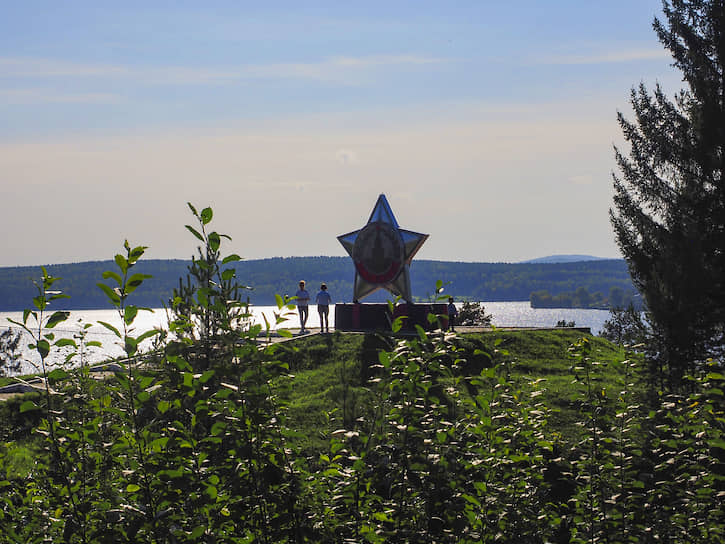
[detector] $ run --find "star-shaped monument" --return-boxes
[338,194,428,303]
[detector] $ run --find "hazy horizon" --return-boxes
[0,253,621,269]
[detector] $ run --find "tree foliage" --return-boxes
[611,0,725,380]
[456,301,493,326]
[530,286,642,310]
[0,328,22,377]
[600,303,650,348]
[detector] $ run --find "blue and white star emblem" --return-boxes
[338,194,428,302]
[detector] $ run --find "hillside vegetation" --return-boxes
[0,257,636,310]
[2,324,722,543]
[0,204,721,543]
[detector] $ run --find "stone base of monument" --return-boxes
[334,303,449,332]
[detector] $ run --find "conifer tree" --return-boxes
[0,328,22,376]
[611,0,724,381]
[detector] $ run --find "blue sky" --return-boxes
[0,1,680,267]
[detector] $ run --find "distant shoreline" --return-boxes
[0,257,634,312]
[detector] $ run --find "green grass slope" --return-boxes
[269,329,633,451]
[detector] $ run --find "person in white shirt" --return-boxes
[315,283,333,333]
[295,280,310,332]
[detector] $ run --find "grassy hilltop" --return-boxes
[270,329,629,450]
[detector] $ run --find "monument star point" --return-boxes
[337,194,428,303]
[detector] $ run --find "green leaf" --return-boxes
[185,224,204,241]
[136,329,161,343]
[199,370,215,384]
[211,421,226,436]
[378,351,390,366]
[46,311,69,329]
[114,254,128,275]
[128,245,146,263]
[98,321,121,338]
[32,295,46,312]
[102,270,123,286]
[151,437,169,452]
[157,400,170,414]
[200,207,213,225]
[20,400,38,413]
[187,202,198,217]
[124,306,138,325]
[222,254,242,264]
[126,484,141,493]
[126,273,152,292]
[36,339,50,358]
[221,268,235,281]
[197,289,209,307]
[48,368,69,381]
[32,294,46,311]
[54,338,76,349]
[208,231,221,253]
[97,283,121,305]
[124,336,137,356]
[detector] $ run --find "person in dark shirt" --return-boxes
[315,283,333,333]
[447,296,458,332]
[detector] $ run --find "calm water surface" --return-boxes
[1,302,611,375]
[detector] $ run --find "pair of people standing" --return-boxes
[295,280,332,333]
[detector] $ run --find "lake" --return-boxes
[1,302,612,375]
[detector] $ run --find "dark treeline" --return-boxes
[530,285,642,310]
[0,257,635,310]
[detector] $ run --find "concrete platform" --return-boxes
[334,302,449,332]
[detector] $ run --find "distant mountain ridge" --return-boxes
[0,257,635,311]
[521,255,612,264]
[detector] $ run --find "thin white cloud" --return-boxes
[246,55,449,82]
[0,88,122,104]
[328,55,446,67]
[537,48,669,65]
[0,54,450,86]
[0,57,130,78]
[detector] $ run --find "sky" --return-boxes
[0,1,682,267]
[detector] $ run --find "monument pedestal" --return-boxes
[335,303,449,332]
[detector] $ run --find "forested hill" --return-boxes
[0,257,635,311]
